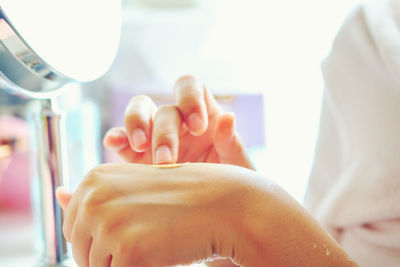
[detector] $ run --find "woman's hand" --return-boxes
[56,162,358,267]
[103,75,253,169]
[56,163,255,267]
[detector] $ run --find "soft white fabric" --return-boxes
[304,0,400,266]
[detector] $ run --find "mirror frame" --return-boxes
[0,6,71,99]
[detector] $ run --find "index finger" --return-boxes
[174,75,220,136]
[124,95,157,152]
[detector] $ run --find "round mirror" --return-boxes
[0,0,121,98]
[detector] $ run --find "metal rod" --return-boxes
[30,97,75,267]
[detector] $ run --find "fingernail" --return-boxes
[219,120,234,137]
[132,128,147,150]
[155,145,172,164]
[187,113,203,133]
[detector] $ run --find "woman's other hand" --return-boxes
[103,75,253,169]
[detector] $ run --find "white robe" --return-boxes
[304,0,400,266]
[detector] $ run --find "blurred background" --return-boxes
[86,0,361,202]
[0,0,360,265]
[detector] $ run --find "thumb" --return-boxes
[213,113,254,170]
[56,187,73,210]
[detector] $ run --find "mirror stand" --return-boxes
[29,96,76,267]
[0,3,121,265]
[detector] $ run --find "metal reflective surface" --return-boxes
[29,98,70,266]
[0,7,70,98]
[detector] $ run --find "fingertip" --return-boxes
[215,112,235,138]
[55,186,69,198]
[213,113,253,169]
[56,187,72,210]
[103,128,129,152]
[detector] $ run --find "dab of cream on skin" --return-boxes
[152,163,189,169]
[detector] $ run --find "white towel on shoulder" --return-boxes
[304,0,400,266]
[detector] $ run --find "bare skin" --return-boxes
[56,75,358,266]
[57,163,356,267]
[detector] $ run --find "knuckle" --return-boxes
[118,241,145,265]
[153,131,177,147]
[156,104,178,114]
[178,94,204,114]
[81,168,102,188]
[175,76,206,106]
[124,95,156,123]
[179,90,203,103]
[80,198,98,220]
[82,187,105,209]
[96,216,115,238]
[129,95,153,107]
[176,74,198,86]
[124,112,147,127]
[153,106,181,131]
[153,128,176,139]
[154,105,182,122]
[80,188,107,220]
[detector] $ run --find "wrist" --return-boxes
[184,164,256,264]
[207,167,268,265]
[234,175,282,265]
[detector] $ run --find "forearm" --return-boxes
[238,177,358,266]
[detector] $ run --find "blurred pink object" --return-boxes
[0,115,31,212]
